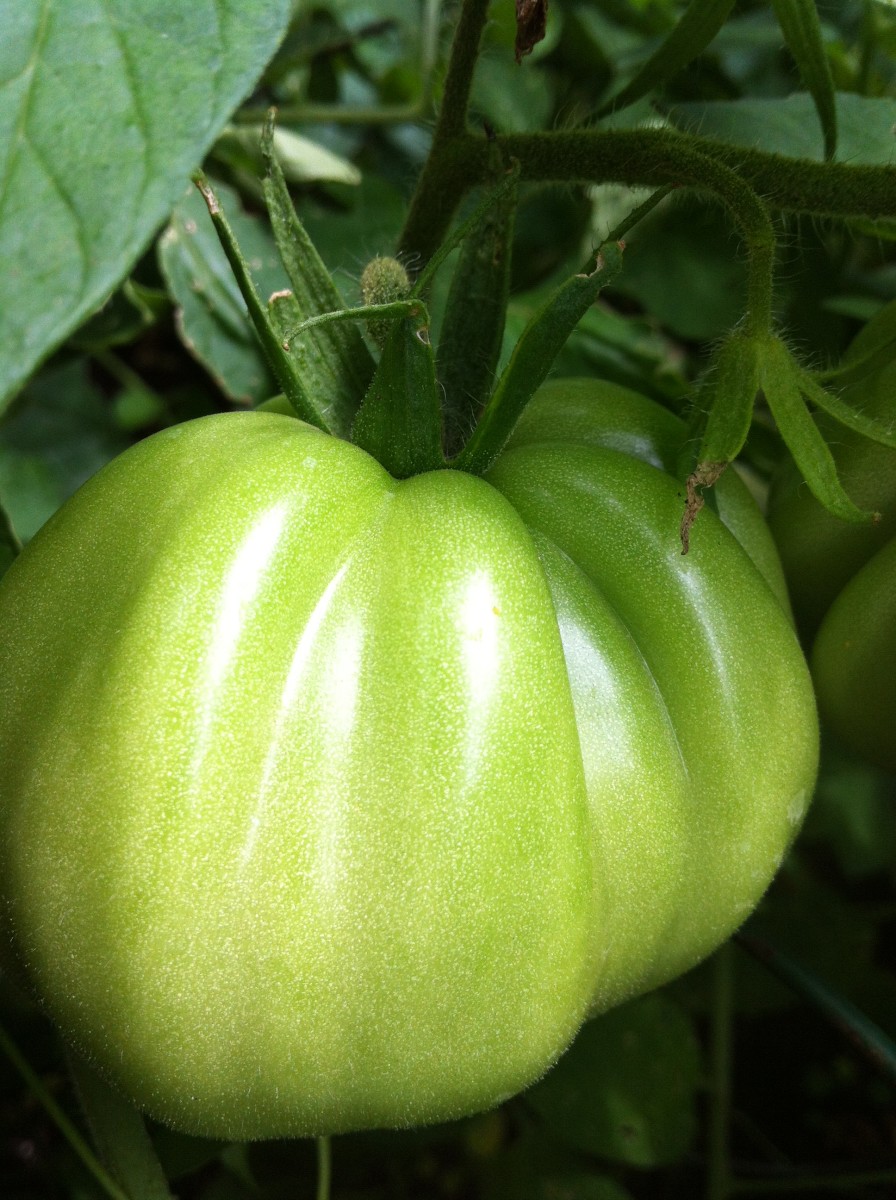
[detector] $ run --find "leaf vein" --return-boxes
[0,0,52,225]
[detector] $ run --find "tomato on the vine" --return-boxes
[0,379,817,1140]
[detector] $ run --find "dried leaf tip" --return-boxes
[515,0,548,64]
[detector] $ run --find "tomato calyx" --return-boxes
[195,135,634,483]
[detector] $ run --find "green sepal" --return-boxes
[597,0,737,118]
[454,242,625,475]
[770,0,837,159]
[192,173,329,432]
[411,162,521,300]
[798,370,896,449]
[760,337,873,523]
[695,334,762,467]
[437,160,519,455]
[678,334,762,553]
[815,337,896,391]
[261,112,374,437]
[816,297,896,389]
[352,307,445,479]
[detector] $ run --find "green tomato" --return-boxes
[768,344,896,772]
[810,538,896,772]
[0,380,817,1140]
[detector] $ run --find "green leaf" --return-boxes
[525,994,701,1168]
[455,243,625,474]
[597,0,737,117]
[262,114,375,436]
[770,0,837,159]
[483,1134,635,1200]
[835,295,896,375]
[159,181,282,405]
[71,280,167,352]
[68,1051,175,1200]
[0,359,128,541]
[470,53,554,133]
[0,0,293,412]
[759,337,873,523]
[668,94,896,163]
[352,309,444,479]
[217,124,359,187]
[612,199,748,342]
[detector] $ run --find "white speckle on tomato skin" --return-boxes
[787,788,809,826]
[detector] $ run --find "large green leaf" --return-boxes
[668,93,896,163]
[770,0,837,159]
[597,0,737,118]
[0,358,128,541]
[0,0,292,413]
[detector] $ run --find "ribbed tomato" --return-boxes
[0,380,817,1138]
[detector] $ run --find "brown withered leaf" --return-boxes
[515,0,548,63]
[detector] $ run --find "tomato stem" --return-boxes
[317,1135,332,1200]
[706,944,734,1200]
[399,0,491,260]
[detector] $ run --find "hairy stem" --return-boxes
[401,126,896,262]
[398,0,490,258]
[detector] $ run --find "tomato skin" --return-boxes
[0,383,817,1139]
[810,539,896,773]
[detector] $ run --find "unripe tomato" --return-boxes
[0,380,817,1139]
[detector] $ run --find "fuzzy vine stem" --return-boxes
[428,0,486,140]
[400,126,896,265]
[398,0,490,258]
[409,129,776,338]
